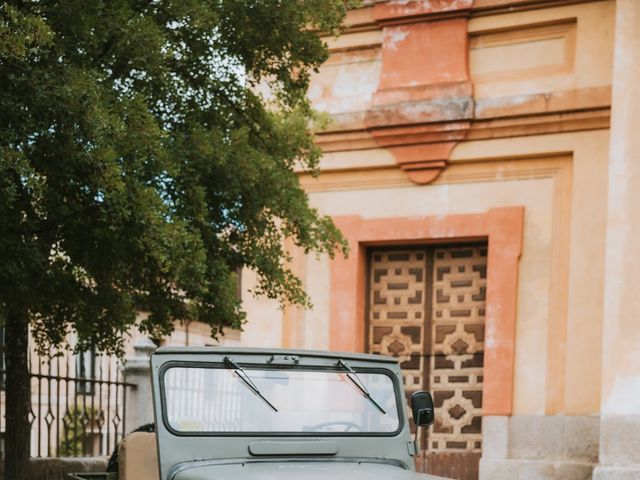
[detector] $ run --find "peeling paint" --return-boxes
[332,65,380,99]
[370,97,473,126]
[308,57,382,115]
[387,0,470,15]
[475,94,536,117]
[384,27,409,52]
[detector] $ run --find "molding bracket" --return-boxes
[363,1,474,185]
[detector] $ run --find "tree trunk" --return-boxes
[5,308,31,480]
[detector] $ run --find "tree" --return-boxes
[0,1,351,477]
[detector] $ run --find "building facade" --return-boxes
[9,2,637,478]
[236,1,640,479]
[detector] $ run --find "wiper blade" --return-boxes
[336,359,386,415]
[224,357,278,412]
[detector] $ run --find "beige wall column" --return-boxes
[122,337,156,430]
[594,1,640,478]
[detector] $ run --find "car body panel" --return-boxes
[172,460,451,480]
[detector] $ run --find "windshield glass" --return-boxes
[162,366,401,434]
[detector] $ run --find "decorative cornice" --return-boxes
[315,107,610,153]
[367,83,474,127]
[385,145,453,184]
[373,0,473,25]
[328,0,605,39]
[471,0,605,17]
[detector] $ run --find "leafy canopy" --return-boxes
[0,0,350,355]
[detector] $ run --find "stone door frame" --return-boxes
[329,207,524,416]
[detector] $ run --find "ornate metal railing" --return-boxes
[0,351,136,458]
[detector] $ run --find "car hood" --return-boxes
[171,460,451,480]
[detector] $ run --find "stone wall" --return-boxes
[480,415,599,480]
[0,457,108,480]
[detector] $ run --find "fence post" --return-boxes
[122,337,156,432]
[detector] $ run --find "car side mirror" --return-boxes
[411,391,434,426]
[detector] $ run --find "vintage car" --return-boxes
[150,346,451,480]
[74,346,450,480]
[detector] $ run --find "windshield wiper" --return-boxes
[224,357,278,412]
[336,359,386,415]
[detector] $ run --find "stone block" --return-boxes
[482,416,509,459]
[500,415,599,462]
[480,458,593,480]
[479,415,600,480]
[563,415,600,462]
[508,416,564,460]
[598,415,640,465]
[593,465,640,480]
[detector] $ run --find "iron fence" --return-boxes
[0,350,136,458]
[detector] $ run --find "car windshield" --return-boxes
[162,365,401,434]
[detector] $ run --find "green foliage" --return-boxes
[57,405,100,457]
[0,0,351,355]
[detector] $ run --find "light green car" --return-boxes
[148,346,450,480]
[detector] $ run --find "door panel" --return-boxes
[367,246,487,480]
[367,250,428,406]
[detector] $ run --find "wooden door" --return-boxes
[367,246,487,480]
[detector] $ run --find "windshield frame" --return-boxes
[158,360,406,438]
